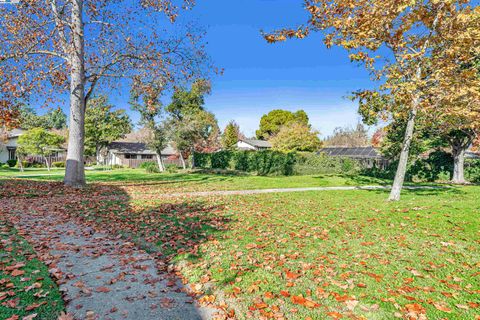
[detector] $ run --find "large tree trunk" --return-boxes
[388,104,418,201]
[64,0,86,188]
[452,144,467,184]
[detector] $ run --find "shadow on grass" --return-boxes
[85,171,237,186]
[0,179,233,317]
[359,185,466,197]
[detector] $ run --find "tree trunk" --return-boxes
[155,153,165,172]
[18,156,24,172]
[179,152,186,170]
[452,145,467,184]
[388,104,418,201]
[64,0,86,188]
[44,156,51,172]
[95,144,101,165]
[191,147,195,169]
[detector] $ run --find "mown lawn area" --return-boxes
[0,220,65,320]
[1,173,478,319]
[0,167,391,193]
[134,187,479,320]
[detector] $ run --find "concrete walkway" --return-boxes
[163,185,444,198]
[12,211,220,320]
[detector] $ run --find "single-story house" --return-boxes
[319,146,390,169]
[0,128,67,165]
[236,139,272,151]
[0,128,24,163]
[98,142,181,168]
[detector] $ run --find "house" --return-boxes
[0,128,24,163]
[319,146,390,169]
[1,128,68,165]
[236,139,272,151]
[99,142,181,168]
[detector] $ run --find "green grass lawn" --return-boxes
[1,171,478,319]
[0,167,392,192]
[187,188,480,319]
[131,187,478,320]
[0,220,65,320]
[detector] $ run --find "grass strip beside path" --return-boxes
[0,220,64,320]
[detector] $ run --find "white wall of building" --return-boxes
[0,136,19,163]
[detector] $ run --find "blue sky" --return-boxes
[34,0,375,138]
[182,0,374,138]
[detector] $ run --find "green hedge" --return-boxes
[195,150,480,181]
[363,150,480,183]
[194,151,353,176]
[466,159,480,183]
[194,150,296,176]
[294,152,360,175]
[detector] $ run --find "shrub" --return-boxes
[141,161,159,173]
[52,161,65,168]
[193,152,211,168]
[211,151,233,170]
[112,164,126,169]
[1,164,9,169]
[408,150,453,182]
[294,153,359,175]
[232,151,250,171]
[194,150,296,176]
[6,159,17,167]
[165,164,178,173]
[139,161,157,169]
[17,160,30,168]
[362,150,461,183]
[466,159,480,183]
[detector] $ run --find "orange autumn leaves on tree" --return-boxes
[265,0,480,200]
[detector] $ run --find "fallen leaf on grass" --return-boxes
[327,311,343,319]
[291,295,320,308]
[280,290,290,297]
[433,302,452,313]
[11,269,25,277]
[25,301,46,311]
[285,271,301,280]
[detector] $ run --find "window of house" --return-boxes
[141,154,153,159]
[124,154,137,159]
[7,147,16,160]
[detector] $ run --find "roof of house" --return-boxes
[319,146,384,159]
[240,139,272,148]
[466,151,480,159]
[108,142,176,155]
[6,128,24,139]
